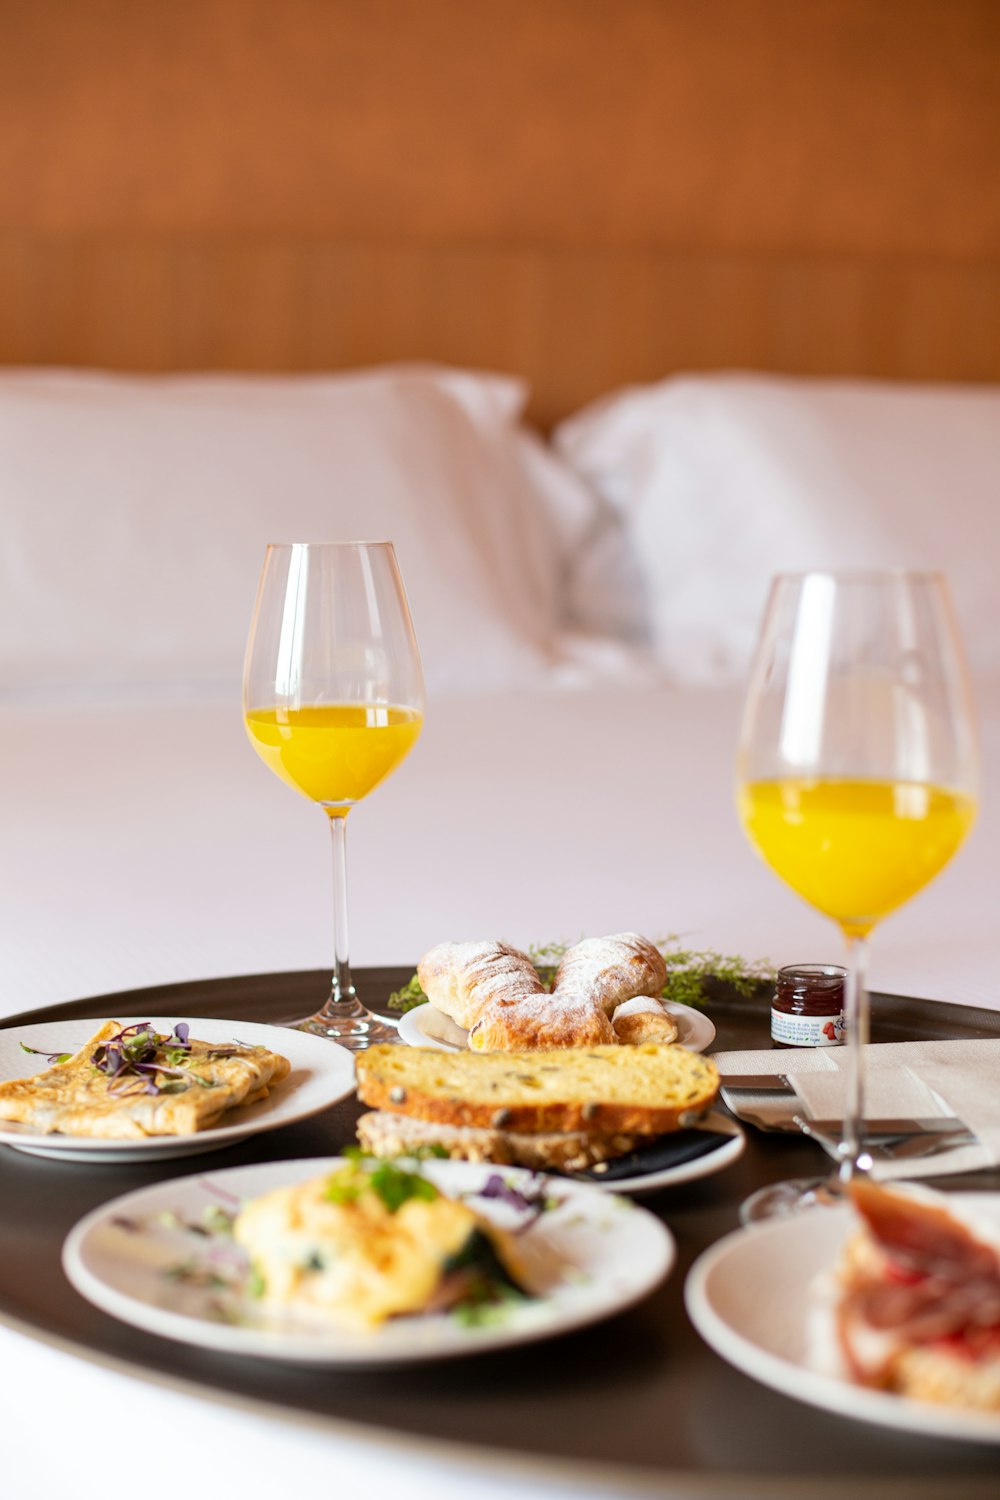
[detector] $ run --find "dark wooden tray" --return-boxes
[2,968,998,1499]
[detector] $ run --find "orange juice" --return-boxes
[245,704,422,814]
[738,778,975,936]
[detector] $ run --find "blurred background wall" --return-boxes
[1,0,998,424]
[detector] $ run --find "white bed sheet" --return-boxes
[2,681,998,1020]
[2,680,999,1500]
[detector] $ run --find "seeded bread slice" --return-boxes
[356,1110,644,1172]
[355,1043,719,1135]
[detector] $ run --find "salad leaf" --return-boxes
[324,1157,440,1213]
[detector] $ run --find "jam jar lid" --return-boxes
[775,963,847,1015]
[777,962,848,988]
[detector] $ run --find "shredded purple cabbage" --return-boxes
[475,1173,557,1233]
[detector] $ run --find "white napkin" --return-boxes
[714,1038,1000,1180]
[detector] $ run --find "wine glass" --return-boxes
[736,572,978,1221]
[243,542,425,1048]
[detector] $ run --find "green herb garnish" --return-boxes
[19,1042,72,1064]
[386,972,430,1013]
[202,1204,236,1236]
[369,1161,439,1212]
[323,1158,440,1214]
[451,1280,526,1327]
[162,1260,229,1290]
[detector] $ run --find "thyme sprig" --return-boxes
[387,937,774,1013]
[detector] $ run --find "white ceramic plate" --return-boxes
[63,1156,675,1365]
[0,1017,355,1162]
[685,1191,1000,1445]
[398,999,716,1054]
[598,1113,745,1196]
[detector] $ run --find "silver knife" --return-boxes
[801,1116,967,1136]
[733,1108,968,1137]
[716,1074,969,1135]
[718,1072,797,1090]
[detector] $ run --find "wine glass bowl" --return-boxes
[736,572,977,1221]
[243,543,425,1048]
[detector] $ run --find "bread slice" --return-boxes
[355,1043,719,1135]
[894,1345,1000,1413]
[356,1110,644,1172]
[610,996,678,1045]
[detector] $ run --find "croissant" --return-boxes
[417,933,672,1051]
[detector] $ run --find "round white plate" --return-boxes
[398,999,716,1054]
[0,1017,355,1162]
[63,1156,675,1366]
[601,1112,745,1196]
[685,1191,1000,1445]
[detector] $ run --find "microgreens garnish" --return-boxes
[20,1020,259,1098]
[202,1204,236,1236]
[163,1260,231,1291]
[451,1282,526,1328]
[472,1173,560,1232]
[19,1042,72,1065]
[91,1022,200,1096]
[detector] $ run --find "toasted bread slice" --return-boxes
[356,1110,644,1172]
[355,1043,719,1135]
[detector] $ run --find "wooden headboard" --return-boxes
[1,0,997,425]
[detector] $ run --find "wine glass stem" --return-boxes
[293,807,398,1046]
[328,812,357,1005]
[838,930,871,1183]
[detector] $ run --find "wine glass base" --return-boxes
[740,1176,847,1226]
[292,995,401,1051]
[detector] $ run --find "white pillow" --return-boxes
[555,373,1000,684]
[0,365,604,701]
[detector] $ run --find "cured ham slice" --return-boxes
[828,1183,1000,1412]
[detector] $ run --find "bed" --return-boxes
[2,364,998,1019]
[2,362,999,1500]
[2,4,1000,1499]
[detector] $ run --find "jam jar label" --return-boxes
[770,1007,846,1046]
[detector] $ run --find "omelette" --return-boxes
[233,1159,527,1327]
[0,1020,291,1138]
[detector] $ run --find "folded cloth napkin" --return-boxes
[713,1038,1000,1181]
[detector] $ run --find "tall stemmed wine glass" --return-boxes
[736,573,977,1221]
[243,543,425,1048]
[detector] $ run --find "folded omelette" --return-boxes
[0,1020,291,1138]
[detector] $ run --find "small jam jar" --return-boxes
[771,964,847,1047]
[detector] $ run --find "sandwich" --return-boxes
[811,1180,1000,1414]
[0,1019,290,1138]
[354,1042,720,1173]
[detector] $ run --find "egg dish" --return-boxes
[0,1020,291,1138]
[233,1157,529,1328]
